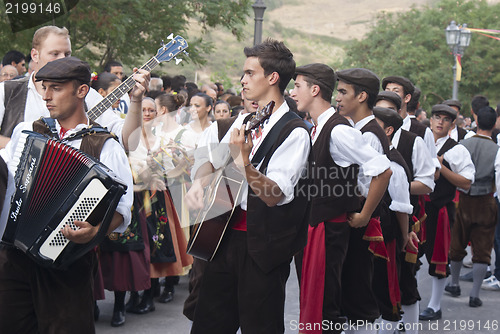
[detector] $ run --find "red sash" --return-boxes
[430,205,451,276]
[299,214,347,334]
[363,217,388,260]
[386,239,401,315]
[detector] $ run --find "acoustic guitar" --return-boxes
[187,101,275,261]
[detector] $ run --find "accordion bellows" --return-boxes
[2,131,127,270]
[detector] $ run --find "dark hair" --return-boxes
[162,75,172,90]
[415,108,425,118]
[231,105,244,116]
[172,75,187,93]
[146,90,164,99]
[214,100,231,110]
[90,72,120,92]
[192,92,213,109]
[156,93,186,113]
[243,38,295,94]
[227,95,242,107]
[103,60,122,72]
[352,84,377,109]
[285,95,299,114]
[471,95,489,114]
[2,50,25,66]
[476,106,497,131]
[215,82,224,93]
[407,86,421,113]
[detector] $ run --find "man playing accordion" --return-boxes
[0,57,145,333]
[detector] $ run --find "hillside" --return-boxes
[159,0,440,89]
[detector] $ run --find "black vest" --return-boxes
[360,118,391,155]
[457,126,467,141]
[360,117,390,219]
[309,112,360,226]
[409,117,427,139]
[381,148,412,241]
[429,138,458,208]
[396,129,419,215]
[246,117,311,273]
[1,76,30,137]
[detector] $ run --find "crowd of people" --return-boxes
[0,24,498,334]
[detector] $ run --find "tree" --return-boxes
[0,0,251,71]
[341,0,500,114]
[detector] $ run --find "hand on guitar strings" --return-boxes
[230,124,253,167]
[61,220,99,244]
[130,68,150,100]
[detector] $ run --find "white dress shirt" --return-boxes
[435,135,475,192]
[0,119,134,238]
[392,128,436,192]
[388,146,413,214]
[403,115,440,169]
[191,101,310,210]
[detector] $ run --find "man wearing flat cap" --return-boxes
[442,99,468,141]
[0,56,134,333]
[449,106,499,309]
[371,106,421,332]
[290,64,391,333]
[376,91,402,112]
[417,104,475,321]
[334,67,397,330]
[382,76,440,173]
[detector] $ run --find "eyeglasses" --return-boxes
[432,114,452,123]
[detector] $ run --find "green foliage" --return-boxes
[341,0,500,114]
[0,0,251,71]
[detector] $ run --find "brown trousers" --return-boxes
[449,193,498,264]
[0,246,97,334]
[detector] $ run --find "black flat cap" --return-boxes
[36,57,91,84]
[294,63,337,92]
[373,106,403,131]
[382,76,415,95]
[336,68,380,94]
[431,104,457,120]
[376,91,402,110]
[442,99,462,111]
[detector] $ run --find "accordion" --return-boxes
[2,130,127,270]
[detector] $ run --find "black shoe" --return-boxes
[111,310,125,327]
[469,297,482,307]
[128,298,155,314]
[419,308,442,320]
[445,284,461,297]
[94,302,100,322]
[158,290,174,303]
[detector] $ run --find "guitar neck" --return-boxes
[87,57,160,121]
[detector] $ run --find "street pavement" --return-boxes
[95,249,499,333]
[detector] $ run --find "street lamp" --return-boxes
[445,21,472,100]
[252,0,266,46]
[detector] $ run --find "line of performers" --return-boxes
[184,40,498,334]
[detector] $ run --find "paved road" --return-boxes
[95,249,499,333]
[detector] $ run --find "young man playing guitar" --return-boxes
[185,39,311,334]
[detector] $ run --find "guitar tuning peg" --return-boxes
[183,51,189,57]
[160,40,165,47]
[167,33,174,40]
[174,57,183,65]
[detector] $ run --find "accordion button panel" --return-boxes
[38,178,108,261]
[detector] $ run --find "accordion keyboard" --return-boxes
[39,178,108,261]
